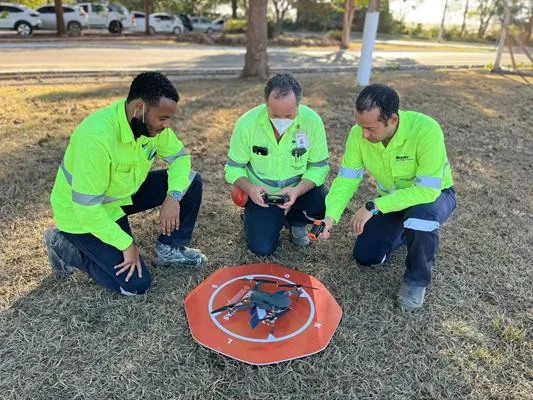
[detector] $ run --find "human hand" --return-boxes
[277,187,299,210]
[319,217,335,240]
[351,206,373,236]
[160,195,180,236]
[248,185,269,208]
[114,243,142,282]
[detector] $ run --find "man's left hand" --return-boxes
[351,206,374,236]
[277,187,300,210]
[160,195,180,236]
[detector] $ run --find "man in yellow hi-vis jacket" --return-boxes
[44,72,207,296]
[321,84,456,311]
[225,73,330,256]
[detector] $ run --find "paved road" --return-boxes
[0,42,528,74]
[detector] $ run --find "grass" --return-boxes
[0,70,532,399]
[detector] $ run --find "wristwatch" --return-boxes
[169,191,183,202]
[365,200,379,216]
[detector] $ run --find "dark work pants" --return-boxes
[353,188,456,287]
[60,170,202,295]
[244,185,328,256]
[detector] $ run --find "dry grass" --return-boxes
[0,70,532,400]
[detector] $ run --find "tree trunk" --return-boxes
[526,0,533,42]
[144,0,150,35]
[460,0,469,38]
[241,0,268,79]
[232,0,238,19]
[438,0,448,42]
[54,0,66,36]
[493,3,510,70]
[340,1,356,50]
[357,0,381,86]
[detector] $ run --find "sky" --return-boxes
[389,0,473,26]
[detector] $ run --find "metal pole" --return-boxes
[357,0,380,86]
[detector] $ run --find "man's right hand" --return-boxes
[319,217,335,240]
[114,243,142,282]
[247,185,269,208]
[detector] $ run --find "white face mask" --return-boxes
[270,118,294,135]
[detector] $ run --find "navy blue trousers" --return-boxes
[244,185,327,256]
[60,170,202,295]
[353,188,456,287]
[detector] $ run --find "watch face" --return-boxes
[365,201,374,211]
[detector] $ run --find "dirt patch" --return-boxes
[0,71,531,399]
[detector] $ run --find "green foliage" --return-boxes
[16,0,42,9]
[223,18,247,33]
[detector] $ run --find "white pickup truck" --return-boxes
[77,2,133,34]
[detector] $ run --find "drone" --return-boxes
[210,278,317,333]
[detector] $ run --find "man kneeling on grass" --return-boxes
[44,72,207,296]
[320,84,456,311]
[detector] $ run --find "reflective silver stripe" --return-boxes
[403,218,440,232]
[338,167,364,179]
[442,162,449,178]
[226,157,247,168]
[62,159,125,205]
[60,159,73,185]
[170,170,198,201]
[247,163,301,188]
[307,159,329,168]
[376,180,393,194]
[416,176,442,189]
[72,191,120,205]
[162,148,188,163]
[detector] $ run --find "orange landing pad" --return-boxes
[185,263,342,365]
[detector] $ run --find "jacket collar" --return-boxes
[117,99,135,144]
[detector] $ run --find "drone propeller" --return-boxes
[277,283,318,290]
[211,300,250,314]
[240,277,279,284]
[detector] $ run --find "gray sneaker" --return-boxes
[290,225,310,247]
[43,228,78,275]
[396,282,426,312]
[153,242,207,267]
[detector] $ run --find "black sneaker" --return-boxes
[43,228,78,275]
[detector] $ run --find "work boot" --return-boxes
[289,225,310,247]
[43,228,79,275]
[153,242,207,267]
[396,282,426,312]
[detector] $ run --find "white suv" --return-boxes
[132,12,184,35]
[0,2,41,36]
[35,4,89,36]
[77,2,134,34]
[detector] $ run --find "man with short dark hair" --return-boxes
[44,72,207,296]
[225,73,330,256]
[321,84,456,311]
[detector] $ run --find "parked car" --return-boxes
[35,4,88,36]
[131,12,184,35]
[77,2,134,34]
[178,13,192,31]
[0,2,40,36]
[190,16,224,34]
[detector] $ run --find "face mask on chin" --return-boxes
[130,103,150,138]
[270,118,294,135]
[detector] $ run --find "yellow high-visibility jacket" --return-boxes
[225,104,330,192]
[50,99,192,250]
[326,110,454,223]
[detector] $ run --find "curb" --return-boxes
[0,64,489,81]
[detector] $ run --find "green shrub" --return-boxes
[223,19,247,34]
[326,29,342,41]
